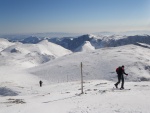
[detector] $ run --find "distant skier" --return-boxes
[114,65,128,90]
[39,80,43,87]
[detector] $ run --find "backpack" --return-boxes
[116,67,121,74]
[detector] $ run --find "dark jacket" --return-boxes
[116,67,127,75]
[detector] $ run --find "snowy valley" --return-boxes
[0,34,150,113]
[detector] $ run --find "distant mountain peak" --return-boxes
[75,41,95,52]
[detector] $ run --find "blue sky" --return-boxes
[0,0,150,34]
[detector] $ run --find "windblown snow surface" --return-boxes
[0,39,150,113]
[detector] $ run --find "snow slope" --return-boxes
[38,40,72,57]
[75,41,95,52]
[1,40,150,113]
[0,40,72,67]
[30,44,150,83]
[1,79,150,113]
[0,38,14,51]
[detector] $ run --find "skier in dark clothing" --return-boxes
[39,80,43,87]
[114,65,128,89]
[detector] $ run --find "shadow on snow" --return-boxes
[0,87,18,96]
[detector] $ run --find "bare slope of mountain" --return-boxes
[30,44,150,83]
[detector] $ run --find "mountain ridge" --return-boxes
[1,34,150,52]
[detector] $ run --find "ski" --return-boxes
[112,87,131,91]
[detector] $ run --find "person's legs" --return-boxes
[115,75,121,88]
[121,75,124,89]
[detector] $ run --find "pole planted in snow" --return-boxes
[81,62,83,94]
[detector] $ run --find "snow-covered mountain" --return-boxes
[0,40,71,67]
[0,38,15,51]
[3,34,150,52]
[38,40,72,57]
[74,41,95,52]
[1,35,150,113]
[20,36,43,44]
[30,44,150,83]
[48,34,150,51]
